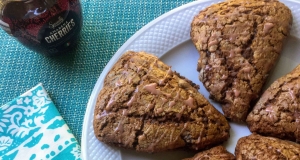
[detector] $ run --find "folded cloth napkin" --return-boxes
[0,83,81,160]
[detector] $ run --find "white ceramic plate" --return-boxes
[81,0,300,159]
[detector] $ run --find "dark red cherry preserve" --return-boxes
[0,0,82,56]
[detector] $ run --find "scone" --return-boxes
[183,145,235,160]
[247,64,300,143]
[93,51,230,153]
[191,0,292,121]
[235,134,300,160]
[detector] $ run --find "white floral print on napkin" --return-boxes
[0,83,81,160]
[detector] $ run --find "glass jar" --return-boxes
[0,0,83,56]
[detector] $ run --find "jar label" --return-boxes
[39,10,81,54]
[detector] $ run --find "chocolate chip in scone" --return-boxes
[235,134,300,160]
[93,51,230,153]
[191,0,293,122]
[247,64,300,143]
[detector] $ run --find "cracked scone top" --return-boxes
[235,134,300,160]
[247,64,300,143]
[190,0,292,121]
[183,145,235,160]
[93,51,230,153]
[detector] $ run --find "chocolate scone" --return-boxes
[235,134,300,160]
[93,51,230,153]
[191,0,292,121]
[247,64,300,143]
[183,145,235,160]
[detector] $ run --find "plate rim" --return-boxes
[81,0,300,159]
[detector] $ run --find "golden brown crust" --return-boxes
[191,0,292,121]
[93,51,230,153]
[235,134,300,160]
[183,145,235,160]
[247,65,300,143]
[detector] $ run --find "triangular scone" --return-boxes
[235,134,300,159]
[93,51,230,153]
[247,64,300,143]
[190,0,292,121]
[183,145,235,160]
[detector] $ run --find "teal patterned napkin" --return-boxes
[0,83,81,160]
